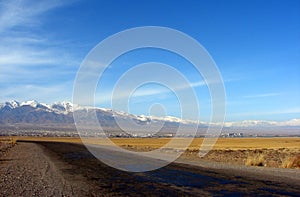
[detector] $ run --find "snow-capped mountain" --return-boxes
[220,119,300,128]
[0,100,77,115]
[0,100,299,130]
[0,100,74,125]
[0,100,191,132]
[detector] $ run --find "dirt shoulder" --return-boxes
[0,142,93,196]
[177,155,300,187]
[182,148,300,168]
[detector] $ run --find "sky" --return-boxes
[0,0,299,122]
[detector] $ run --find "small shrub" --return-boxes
[282,154,300,168]
[246,154,265,166]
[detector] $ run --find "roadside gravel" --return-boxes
[0,143,90,196]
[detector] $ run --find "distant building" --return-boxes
[228,133,235,137]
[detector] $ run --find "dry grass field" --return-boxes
[0,137,16,156]
[15,136,300,168]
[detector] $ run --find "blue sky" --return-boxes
[0,0,299,121]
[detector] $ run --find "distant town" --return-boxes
[1,127,299,138]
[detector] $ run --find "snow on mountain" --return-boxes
[277,119,300,127]
[222,119,300,127]
[0,100,299,128]
[21,100,40,108]
[50,101,75,114]
[0,100,20,109]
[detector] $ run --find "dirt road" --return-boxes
[0,142,300,196]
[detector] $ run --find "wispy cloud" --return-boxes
[243,92,281,99]
[0,82,74,103]
[0,0,79,65]
[0,0,79,102]
[0,0,70,32]
[94,74,233,105]
[95,78,218,106]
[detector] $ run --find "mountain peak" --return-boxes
[20,100,40,108]
[3,100,20,109]
[51,101,74,113]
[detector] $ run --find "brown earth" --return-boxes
[1,141,300,196]
[183,148,300,168]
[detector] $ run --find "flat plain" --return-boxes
[14,136,300,168]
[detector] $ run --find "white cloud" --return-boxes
[94,77,227,105]
[0,0,80,102]
[0,0,70,32]
[0,0,80,68]
[243,92,281,98]
[0,82,73,103]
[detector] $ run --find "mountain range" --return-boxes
[0,100,299,136]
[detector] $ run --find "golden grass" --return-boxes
[0,137,16,144]
[111,137,300,151]
[0,137,16,154]
[15,137,300,150]
[246,154,265,166]
[281,154,300,168]
[210,138,300,150]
